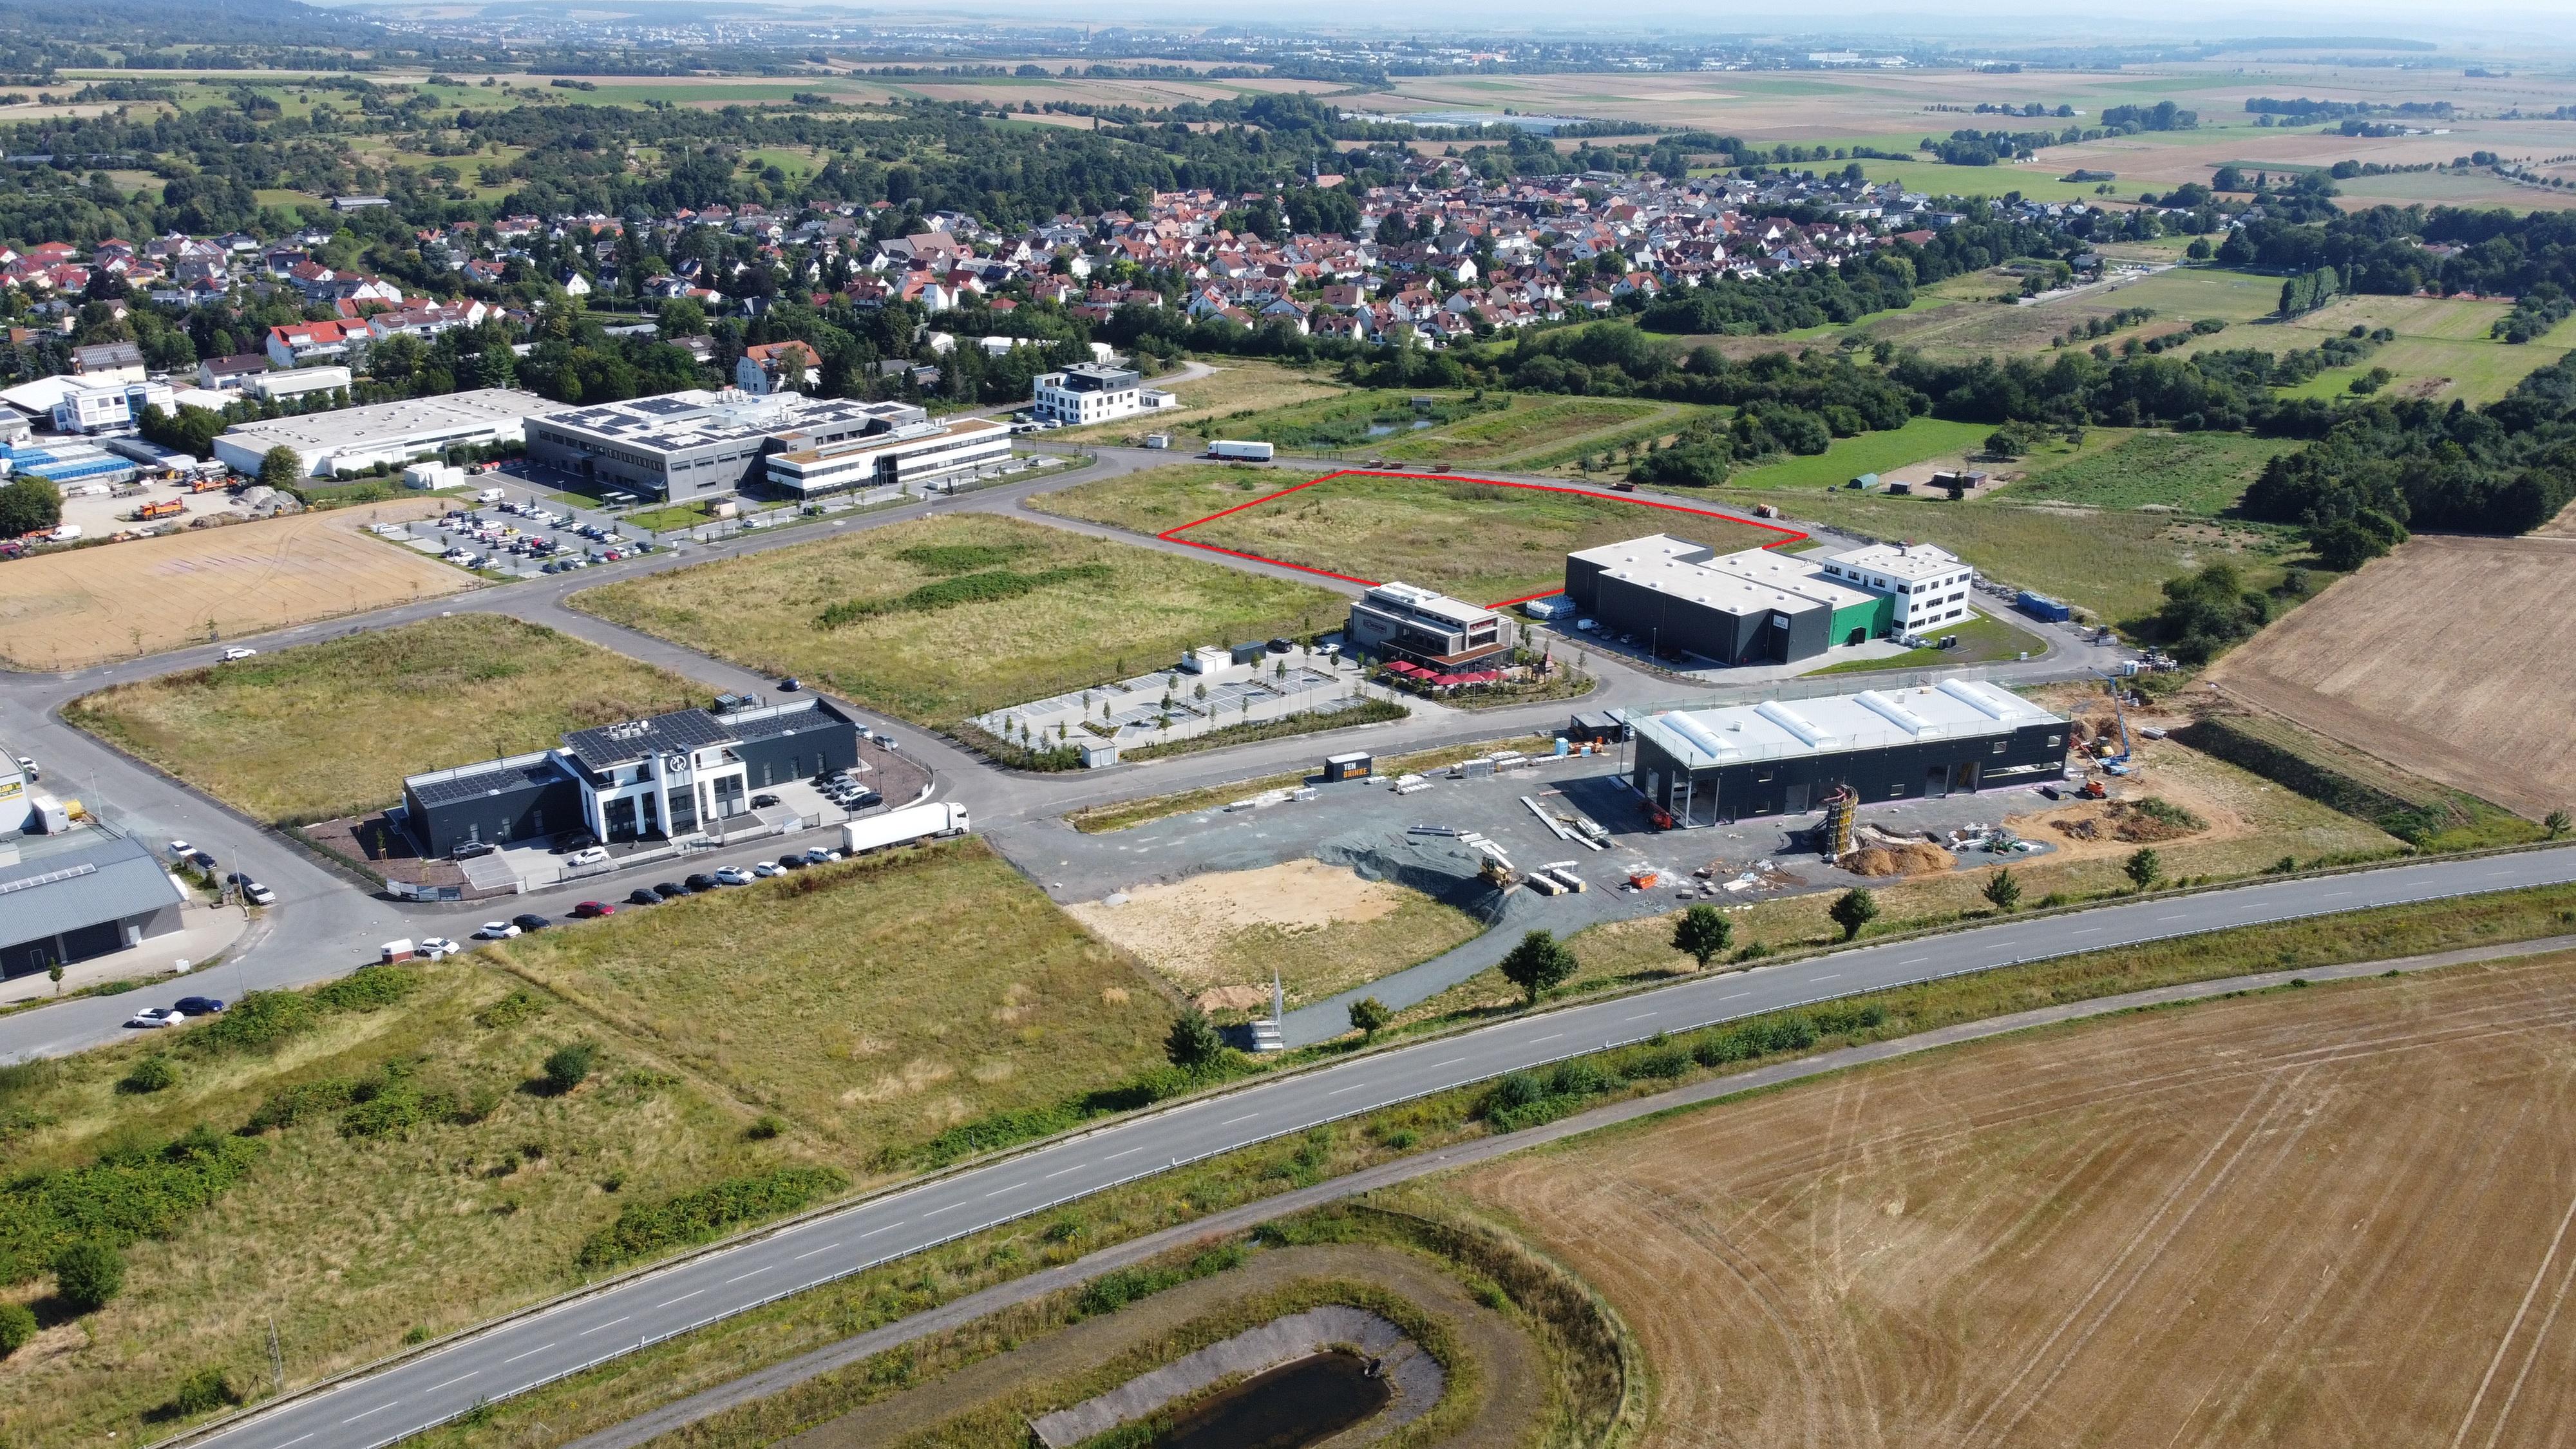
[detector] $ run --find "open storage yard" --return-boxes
[1034,465,1789,607]
[0,842,1171,1444]
[62,615,703,826]
[1457,951,2576,1448]
[2207,534,2576,823]
[570,514,1345,729]
[0,500,466,671]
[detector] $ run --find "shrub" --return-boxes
[1490,1071,1545,1111]
[118,1056,178,1094]
[577,1167,848,1270]
[312,965,415,1013]
[745,1113,785,1141]
[169,1365,242,1416]
[187,990,314,1054]
[337,1065,462,1139]
[541,1042,596,1095]
[0,1127,260,1285]
[475,989,547,1030]
[1162,1007,1224,1070]
[0,1299,34,1356]
[52,1239,124,1312]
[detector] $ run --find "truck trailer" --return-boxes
[1208,439,1274,462]
[840,800,971,856]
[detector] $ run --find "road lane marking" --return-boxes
[1899,957,1927,965]
[1719,991,1748,1000]
[2325,891,2352,898]
[425,1371,479,1393]
[274,1436,315,1448]
[2072,929,2102,936]
[341,1403,399,1425]
[1528,1032,1562,1043]
[1221,1113,1258,1125]
[983,1181,1027,1197]
[502,1343,555,1365]
[577,1316,630,1336]
[1627,1010,1656,1020]
[654,1290,703,1309]
[858,1221,907,1238]
[791,1242,841,1261]
[1327,1083,1370,1095]
[1426,1057,1468,1070]
[1103,1145,1147,1161]
[724,1265,773,1284]
[2157,914,2186,922]
[1043,1164,1088,1179]
[923,1200,966,1216]
[1812,973,1839,981]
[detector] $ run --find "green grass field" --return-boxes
[2009,431,2297,515]
[2148,293,2563,405]
[0,841,1169,1445]
[1801,609,2041,674]
[1726,417,1995,490]
[1032,464,1782,605]
[62,616,702,825]
[571,515,1344,726]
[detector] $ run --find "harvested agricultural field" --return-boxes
[571,515,1343,728]
[0,500,466,670]
[1065,859,1487,1010]
[1033,465,1786,606]
[2208,534,2576,822]
[1457,951,2576,1449]
[64,615,699,824]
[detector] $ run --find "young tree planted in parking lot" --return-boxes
[1982,868,2023,913]
[2125,847,2164,891]
[1499,929,1578,1007]
[1347,996,1392,1039]
[1671,904,1733,968]
[1828,887,1879,942]
[1164,1005,1224,1071]
[52,1238,125,1314]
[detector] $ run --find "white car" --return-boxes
[565,846,609,867]
[474,921,522,940]
[14,755,33,780]
[753,862,786,878]
[416,936,462,958]
[220,646,258,661]
[166,839,193,860]
[714,867,752,886]
[124,1006,185,1029]
[241,882,276,906]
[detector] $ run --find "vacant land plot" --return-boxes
[573,515,1343,728]
[1036,466,1786,606]
[2208,534,2576,821]
[2152,292,2561,404]
[1065,859,1487,1011]
[0,501,466,670]
[2009,430,2296,514]
[64,616,700,824]
[1459,954,2576,1449]
[1726,417,1994,491]
[1779,490,2294,626]
[1853,266,2284,360]
[1372,396,1672,466]
[1058,360,1343,442]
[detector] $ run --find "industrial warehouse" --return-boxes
[399,696,865,859]
[1623,680,2069,826]
[1564,535,1975,667]
[211,388,561,478]
[523,388,1010,502]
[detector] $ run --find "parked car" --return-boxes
[717,866,755,886]
[15,755,35,780]
[750,793,780,810]
[511,913,550,933]
[240,881,276,906]
[475,921,521,940]
[684,873,720,892]
[778,677,801,692]
[846,789,884,811]
[417,937,462,958]
[565,846,609,867]
[172,996,225,1016]
[187,849,218,871]
[558,833,599,852]
[569,900,614,918]
[778,853,808,870]
[451,840,496,860]
[166,839,192,859]
[224,871,257,887]
[753,862,786,878]
[653,880,687,898]
[219,646,258,661]
[125,1005,185,1029]
[627,888,662,906]
[802,846,842,864]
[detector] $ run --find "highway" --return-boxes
[185,840,2576,1449]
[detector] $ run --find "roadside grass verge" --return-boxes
[2181,711,2546,853]
[381,882,2576,1449]
[1034,466,1780,607]
[61,615,701,826]
[570,515,1345,730]
[1799,609,2040,674]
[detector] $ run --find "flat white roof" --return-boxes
[219,388,560,452]
[1361,581,1497,627]
[1588,540,1872,616]
[1828,541,1966,583]
[1629,679,2061,770]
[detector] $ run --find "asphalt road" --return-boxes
[185,841,2576,1449]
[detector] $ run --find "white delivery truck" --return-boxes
[841,800,971,856]
[1207,439,1274,462]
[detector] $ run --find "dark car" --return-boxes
[684,873,720,893]
[172,996,225,1016]
[452,840,496,860]
[750,793,779,810]
[570,900,614,918]
[223,871,258,887]
[779,853,808,870]
[652,880,687,898]
[186,849,218,871]
[627,887,661,906]
[511,913,551,932]
[846,788,884,811]
[778,677,801,692]
[556,832,599,853]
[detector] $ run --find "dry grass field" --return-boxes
[2208,535,2576,822]
[1056,359,1345,443]
[1458,952,2576,1449]
[1034,464,1783,606]
[0,500,466,671]
[571,514,1345,728]
[62,615,703,825]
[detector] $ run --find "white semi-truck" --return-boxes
[1207,439,1274,461]
[840,800,971,856]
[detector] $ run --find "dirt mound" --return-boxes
[1842,841,1955,876]
[1191,985,1270,1013]
[2049,797,2206,845]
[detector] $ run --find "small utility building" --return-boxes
[1623,680,2067,826]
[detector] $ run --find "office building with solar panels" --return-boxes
[523,388,1009,502]
[399,697,864,858]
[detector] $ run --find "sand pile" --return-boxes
[1842,841,1955,876]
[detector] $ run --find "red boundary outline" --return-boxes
[1156,468,1811,610]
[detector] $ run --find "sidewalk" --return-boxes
[0,901,251,1007]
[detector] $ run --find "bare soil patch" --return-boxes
[1067,860,1484,1010]
[2208,534,2576,820]
[1459,952,2576,1449]
[0,500,464,670]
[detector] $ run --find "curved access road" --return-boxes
[182,842,2576,1449]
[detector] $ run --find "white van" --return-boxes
[475,487,507,504]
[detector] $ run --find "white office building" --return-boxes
[1030,363,1173,426]
[49,375,174,435]
[1815,542,1976,632]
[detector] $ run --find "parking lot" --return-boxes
[379,497,661,580]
